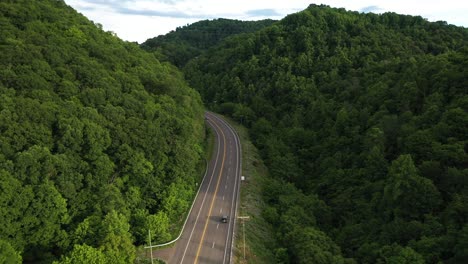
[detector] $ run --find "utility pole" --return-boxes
[148,229,154,264]
[238,215,250,260]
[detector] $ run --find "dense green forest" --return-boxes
[141,18,275,67]
[0,0,205,263]
[179,5,468,264]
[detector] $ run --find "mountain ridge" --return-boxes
[141,18,276,67]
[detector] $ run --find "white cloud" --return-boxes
[65,0,468,43]
[72,9,199,42]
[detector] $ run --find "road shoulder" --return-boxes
[224,118,277,264]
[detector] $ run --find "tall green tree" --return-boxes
[53,244,106,264]
[383,155,441,220]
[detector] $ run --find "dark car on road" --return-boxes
[221,215,228,223]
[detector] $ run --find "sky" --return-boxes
[65,0,468,43]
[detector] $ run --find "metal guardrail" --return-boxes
[145,159,209,248]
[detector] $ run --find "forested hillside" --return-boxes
[0,1,205,263]
[182,5,468,263]
[141,18,275,67]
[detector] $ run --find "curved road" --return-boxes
[163,112,241,264]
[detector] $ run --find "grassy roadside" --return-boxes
[223,117,277,264]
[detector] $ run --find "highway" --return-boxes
[162,112,242,264]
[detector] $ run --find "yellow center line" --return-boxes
[194,117,226,264]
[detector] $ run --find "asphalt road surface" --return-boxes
[165,112,241,264]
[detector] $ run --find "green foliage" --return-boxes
[0,240,22,264]
[454,224,468,262]
[146,212,171,243]
[99,211,135,264]
[178,4,468,263]
[378,244,425,264]
[285,227,346,264]
[383,155,441,219]
[0,0,205,262]
[53,244,106,264]
[22,182,69,247]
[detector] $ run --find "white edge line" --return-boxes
[230,116,242,264]
[208,113,241,264]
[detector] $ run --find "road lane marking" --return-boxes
[217,223,219,229]
[205,112,242,264]
[223,196,224,201]
[180,117,221,264]
[225,184,227,189]
[217,115,241,264]
[194,118,227,264]
[220,208,223,214]
[212,242,215,248]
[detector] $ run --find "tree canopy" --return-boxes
[0,0,205,262]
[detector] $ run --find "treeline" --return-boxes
[181,5,468,263]
[141,18,276,67]
[0,0,204,263]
